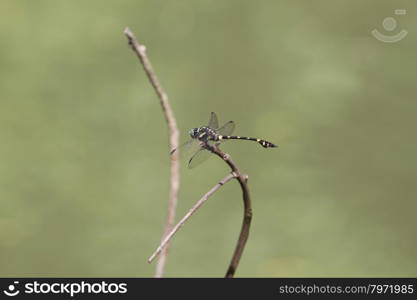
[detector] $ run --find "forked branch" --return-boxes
[148,172,237,263]
[148,143,252,278]
[125,28,253,278]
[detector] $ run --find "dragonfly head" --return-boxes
[189,128,199,139]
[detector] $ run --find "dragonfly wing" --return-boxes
[208,112,219,129]
[170,139,201,159]
[188,148,212,169]
[216,121,235,136]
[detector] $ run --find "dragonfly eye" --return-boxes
[189,128,198,138]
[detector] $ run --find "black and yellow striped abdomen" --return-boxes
[218,135,277,148]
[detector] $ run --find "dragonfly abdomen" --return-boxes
[218,135,277,148]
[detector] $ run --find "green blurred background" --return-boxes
[1,0,416,277]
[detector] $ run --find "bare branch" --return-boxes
[206,145,252,278]
[124,28,252,278]
[124,27,180,277]
[148,172,237,264]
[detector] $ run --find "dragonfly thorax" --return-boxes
[189,126,218,142]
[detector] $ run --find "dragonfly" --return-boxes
[171,112,277,168]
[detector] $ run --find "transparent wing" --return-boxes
[216,121,235,136]
[170,139,201,160]
[208,112,219,129]
[188,148,212,169]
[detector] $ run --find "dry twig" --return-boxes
[206,145,252,278]
[148,143,252,278]
[124,27,180,278]
[148,172,237,263]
